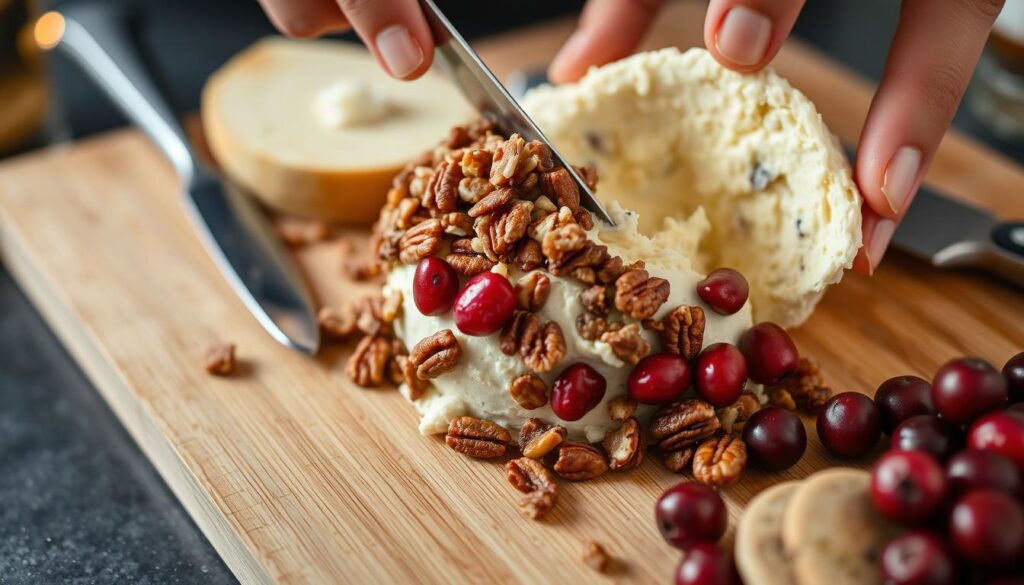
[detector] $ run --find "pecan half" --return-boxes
[318,305,359,340]
[204,342,236,376]
[439,211,473,236]
[657,305,706,360]
[692,434,747,487]
[490,134,526,186]
[422,160,461,213]
[512,239,544,271]
[580,284,612,316]
[575,314,622,341]
[649,399,721,451]
[446,238,495,275]
[766,357,831,413]
[600,323,651,365]
[506,457,558,519]
[663,447,695,474]
[399,354,430,400]
[345,335,392,387]
[500,310,538,356]
[485,199,532,255]
[468,187,516,218]
[410,329,462,379]
[717,391,762,433]
[583,541,610,573]
[458,176,495,203]
[540,168,580,212]
[608,397,638,423]
[509,372,548,410]
[553,441,608,481]
[446,416,510,459]
[522,321,567,373]
[614,269,670,320]
[519,418,568,459]
[515,271,551,311]
[398,218,443,264]
[602,417,645,471]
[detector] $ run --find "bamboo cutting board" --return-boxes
[1,2,1023,583]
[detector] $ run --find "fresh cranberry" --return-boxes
[452,272,516,336]
[968,410,1024,468]
[737,323,799,384]
[816,392,881,457]
[1004,351,1024,403]
[871,450,947,525]
[890,415,963,461]
[694,344,748,407]
[550,363,606,422]
[628,353,692,405]
[675,543,739,585]
[949,490,1024,567]
[742,407,807,471]
[875,375,936,435]
[931,357,1008,424]
[696,268,749,316]
[655,482,727,549]
[412,257,459,316]
[880,531,957,585]
[946,450,1021,499]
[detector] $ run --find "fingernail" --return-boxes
[881,146,923,216]
[866,218,898,274]
[376,25,423,78]
[715,6,772,66]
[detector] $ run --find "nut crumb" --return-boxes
[582,541,610,573]
[204,343,235,376]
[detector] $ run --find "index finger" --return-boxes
[549,0,664,84]
[704,0,805,72]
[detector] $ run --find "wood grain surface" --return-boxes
[1,2,1022,583]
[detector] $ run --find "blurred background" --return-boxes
[0,0,1022,583]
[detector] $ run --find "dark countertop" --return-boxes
[0,1,1018,583]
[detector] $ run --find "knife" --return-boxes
[41,6,320,354]
[417,0,615,226]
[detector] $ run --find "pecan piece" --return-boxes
[423,160,461,213]
[663,447,695,474]
[446,238,495,275]
[395,197,423,230]
[460,148,491,178]
[523,322,567,373]
[553,441,608,481]
[398,218,443,264]
[345,335,392,387]
[439,211,473,237]
[768,388,797,411]
[766,357,831,413]
[458,176,495,203]
[541,222,587,263]
[318,305,359,340]
[410,329,462,379]
[614,269,670,320]
[506,457,558,519]
[540,168,580,212]
[575,314,622,341]
[518,418,568,459]
[657,305,706,360]
[399,355,430,400]
[580,284,612,316]
[649,399,721,451]
[490,134,526,186]
[583,541,610,573]
[600,323,651,365]
[692,434,746,487]
[526,140,554,172]
[509,372,548,410]
[512,239,544,271]
[602,417,645,471]
[446,416,510,459]
[486,199,532,255]
[468,187,516,218]
[276,219,330,247]
[608,397,638,423]
[204,342,236,376]
[717,391,762,433]
[380,289,403,323]
[500,310,538,356]
[515,271,551,311]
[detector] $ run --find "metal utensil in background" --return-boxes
[417,0,615,226]
[38,6,320,354]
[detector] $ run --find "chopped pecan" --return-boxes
[380,289,403,323]
[543,225,610,282]
[649,399,721,451]
[204,342,236,376]
[614,269,670,320]
[519,418,568,459]
[575,165,599,191]
[515,271,551,311]
[600,323,651,365]
[512,239,544,271]
[409,329,462,379]
[541,222,587,262]
[276,219,330,247]
[395,197,423,230]
[525,140,554,172]
[460,148,491,178]
[398,218,443,264]
[506,457,558,519]
[540,168,580,212]
[345,335,392,387]
[446,125,472,149]
[575,208,595,230]
[318,305,359,340]
[399,354,430,399]
[423,160,461,213]
[484,199,532,255]
[490,134,527,186]
[468,187,516,218]
[509,372,548,410]
[439,211,473,236]
[529,206,576,242]
[692,434,746,487]
[596,256,626,284]
[458,176,495,203]
[663,447,695,474]
[446,416,511,459]
[657,306,705,360]
[356,296,389,336]
[608,397,638,423]
[766,357,831,413]
[583,541,610,573]
[553,441,609,481]
[580,285,612,316]
[717,391,762,433]
[768,388,797,411]
[408,165,434,200]
[575,314,622,341]
[602,417,644,471]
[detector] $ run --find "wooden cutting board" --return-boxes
[1,2,1023,583]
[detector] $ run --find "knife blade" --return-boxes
[49,6,320,354]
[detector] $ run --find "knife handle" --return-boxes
[54,5,199,183]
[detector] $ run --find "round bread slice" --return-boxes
[735,481,801,585]
[523,48,862,327]
[202,37,473,223]
[782,469,898,585]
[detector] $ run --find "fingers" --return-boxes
[703,0,805,72]
[335,0,435,80]
[549,0,663,84]
[854,0,1004,273]
[257,0,348,38]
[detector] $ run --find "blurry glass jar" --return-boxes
[971,0,1024,141]
[0,0,48,157]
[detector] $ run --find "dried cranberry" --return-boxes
[816,392,881,457]
[675,543,739,585]
[655,482,727,549]
[946,450,1021,499]
[880,531,957,585]
[871,450,947,525]
[875,375,936,435]
[550,363,606,422]
[890,415,963,461]
[1004,351,1024,403]
[694,343,748,408]
[737,323,799,384]
[968,410,1024,468]
[696,268,749,315]
[628,353,692,405]
[931,357,1008,424]
[949,490,1024,567]
[742,407,807,471]
[452,272,516,336]
[412,257,459,315]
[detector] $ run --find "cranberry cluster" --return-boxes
[654,483,740,585]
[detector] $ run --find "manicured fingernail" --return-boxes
[715,6,772,66]
[881,146,922,216]
[376,25,423,78]
[866,218,898,274]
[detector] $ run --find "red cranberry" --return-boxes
[871,450,947,525]
[742,407,807,471]
[675,543,739,585]
[694,344,748,408]
[880,531,957,585]
[946,450,1021,499]
[655,482,727,549]
[696,268,749,316]
[816,392,881,457]
[737,323,799,384]
[550,363,606,422]
[412,257,459,316]
[931,357,1008,424]
[890,415,964,461]
[452,272,516,336]
[628,353,692,405]
[1004,351,1024,403]
[875,375,936,435]
[968,410,1024,468]
[949,490,1024,567]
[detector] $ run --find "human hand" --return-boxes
[256,0,434,80]
[549,0,1005,274]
